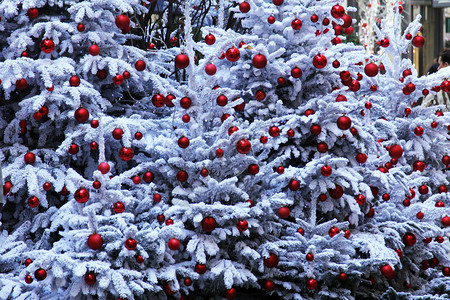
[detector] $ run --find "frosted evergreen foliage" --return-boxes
[0,0,449,299]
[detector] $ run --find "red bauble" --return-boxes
[332,60,340,68]
[291,67,302,78]
[442,216,450,227]
[403,232,416,246]
[313,54,327,68]
[119,147,134,161]
[43,182,51,191]
[355,194,366,205]
[40,39,55,53]
[74,107,89,123]
[97,69,107,79]
[289,179,300,191]
[132,176,141,185]
[180,96,192,109]
[87,233,103,250]
[157,214,165,222]
[441,80,450,92]
[25,275,33,284]
[248,164,259,175]
[16,78,28,90]
[135,255,144,264]
[291,19,302,30]
[98,162,110,174]
[344,26,354,35]
[74,188,89,203]
[278,206,290,219]
[260,136,268,144]
[112,128,124,140]
[184,278,192,286]
[195,263,207,274]
[115,14,130,29]
[134,60,146,71]
[113,201,125,213]
[317,142,328,153]
[226,47,241,62]
[438,185,448,193]
[228,126,239,136]
[112,74,124,85]
[413,160,426,172]
[237,220,248,231]
[35,268,47,281]
[255,90,266,101]
[329,184,344,199]
[331,4,345,18]
[239,1,250,13]
[329,226,340,237]
[28,8,39,19]
[442,155,450,165]
[134,132,143,140]
[356,153,367,163]
[168,238,181,250]
[380,264,396,280]
[268,16,276,24]
[336,95,347,102]
[287,129,295,137]
[318,194,327,202]
[306,253,314,261]
[89,44,100,56]
[152,93,165,107]
[178,136,190,149]
[418,184,428,194]
[277,77,286,85]
[143,171,154,183]
[264,279,275,291]
[334,25,343,35]
[443,267,450,276]
[69,75,80,87]
[28,196,39,208]
[269,126,280,137]
[125,238,137,250]
[321,165,332,177]
[389,145,403,159]
[306,278,317,290]
[349,80,360,92]
[216,148,224,158]
[364,63,378,77]
[436,236,444,243]
[225,288,237,299]
[412,35,425,47]
[337,116,351,130]
[175,54,190,69]
[177,170,188,182]
[84,272,96,285]
[24,152,36,164]
[216,95,228,106]
[205,33,216,45]
[341,14,352,27]
[77,23,85,32]
[205,63,217,75]
[311,14,319,22]
[380,38,390,48]
[276,166,285,174]
[264,253,279,268]
[201,216,217,232]
[200,168,209,177]
[253,54,267,68]
[236,139,251,154]
[68,143,79,155]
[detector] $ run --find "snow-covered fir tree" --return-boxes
[0,0,449,299]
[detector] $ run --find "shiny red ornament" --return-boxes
[356,153,367,163]
[77,23,85,32]
[380,38,390,48]
[331,4,345,18]
[98,162,110,174]
[278,206,290,219]
[380,265,396,280]
[200,168,209,177]
[341,14,352,27]
[276,166,284,174]
[355,194,366,205]
[40,39,55,53]
[364,63,378,77]
[237,220,248,231]
[412,160,425,172]
[442,216,450,226]
[112,128,123,140]
[180,96,192,109]
[313,54,327,68]
[205,33,215,45]
[329,226,340,237]
[403,232,416,246]
[412,35,425,47]
[153,194,161,203]
[88,44,100,56]
[287,129,295,137]
[329,184,343,199]
[318,194,327,202]
[151,93,165,107]
[291,19,302,30]
[87,233,103,250]
[175,54,190,69]
[27,196,39,208]
[277,77,285,85]
[84,272,96,285]
[132,176,141,185]
[248,164,259,175]
[405,33,412,40]
[252,54,267,68]
[195,263,207,274]
[289,179,300,191]
[216,95,228,106]
[205,63,217,75]
[268,16,276,24]
[141,171,153,183]
[25,275,33,284]
[168,238,181,250]
[438,185,448,193]
[297,227,305,235]
[69,75,80,87]
[113,202,125,213]
[337,116,351,130]
[306,278,317,290]
[334,25,343,35]
[236,139,251,154]
[239,1,250,13]
[74,188,89,203]
[24,152,36,164]
[291,67,302,78]
[201,216,217,232]
[264,253,279,268]
[332,60,340,68]
[112,74,124,85]
[68,143,79,155]
[97,69,107,79]
[225,288,236,299]
[226,47,240,62]
[178,137,190,149]
[269,126,280,137]
[116,148,133,163]
[115,14,130,29]
[184,278,192,286]
[349,80,360,92]
[27,8,39,19]
[255,90,266,101]
[306,253,314,261]
[389,145,403,159]
[321,165,332,177]
[177,170,188,182]
[216,148,224,158]
[125,238,137,250]
[35,268,47,281]
[317,142,328,153]
[264,279,275,291]
[43,182,51,191]
[418,184,428,195]
[260,136,268,144]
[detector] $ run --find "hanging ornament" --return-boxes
[34,268,47,281]
[168,238,181,250]
[356,153,367,163]
[236,220,248,231]
[380,265,396,279]
[27,8,39,19]
[25,275,33,284]
[205,33,216,45]
[216,148,224,158]
[264,253,279,268]
[89,44,100,56]
[236,139,251,154]
[269,126,280,137]
[355,194,366,205]
[337,115,351,130]
[321,165,332,177]
[414,126,424,136]
[252,54,267,68]
[313,54,327,68]
[177,170,188,182]
[306,278,317,290]
[200,168,209,177]
[98,162,110,174]
[226,47,240,62]
[289,179,300,191]
[68,143,79,155]
[278,207,290,219]
[216,95,228,106]
[205,63,217,75]
[180,96,192,109]
[291,19,302,30]
[403,232,416,246]
[77,23,85,32]
[317,142,328,153]
[112,128,124,139]
[69,75,80,86]
[135,60,146,71]
[255,90,266,101]
[291,67,302,78]
[113,201,125,213]
[178,137,190,148]
[201,216,217,232]
[349,80,360,92]
[40,39,55,53]
[329,226,340,237]
[239,1,250,13]
[248,164,259,175]
[87,233,103,250]
[364,63,378,77]
[331,5,345,18]
[119,147,134,161]
[24,152,36,164]
[112,74,124,85]
[195,263,207,274]
[412,36,425,47]
[413,160,425,172]
[115,14,130,29]
[125,238,137,250]
[442,216,450,226]
[264,279,275,291]
[341,14,352,27]
[27,196,39,208]
[388,145,403,159]
[152,93,165,107]
[311,14,319,22]
[175,54,190,69]
[74,188,89,203]
[329,184,343,199]
[268,16,275,24]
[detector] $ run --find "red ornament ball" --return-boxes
[112,128,123,140]
[329,184,344,199]
[356,153,367,163]
[28,8,39,19]
[268,16,276,24]
[403,232,416,246]
[278,206,290,219]
[349,80,360,92]
[291,19,302,30]
[412,35,425,47]
[337,116,351,130]
[413,160,426,172]
[135,60,146,71]
[252,54,267,68]
[113,201,125,213]
[74,107,89,123]
[264,279,275,291]
[195,263,207,274]
[200,168,209,177]
[175,54,190,69]
[317,142,328,153]
[264,253,279,268]
[236,139,251,154]
[178,137,190,149]
[269,126,280,137]
[321,165,332,177]
[291,67,302,78]
[177,170,188,182]
[239,1,250,13]
[237,220,248,231]
[74,188,89,203]
[226,47,240,62]
[89,44,100,56]
[24,152,36,164]
[35,268,47,281]
[69,75,80,87]
[143,171,154,183]
[125,238,137,250]
[97,69,107,80]
[248,164,259,175]
[306,278,318,290]
[201,216,217,232]
[84,272,96,285]
[389,145,403,159]
[180,96,192,109]
[255,90,266,101]
[216,148,224,158]
[43,182,51,191]
[380,264,396,280]
[364,63,379,77]
[442,216,450,227]
[98,162,110,174]
[313,54,327,68]
[27,196,39,208]
[331,5,345,18]
[119,147,134,161]
[289,179,300,191]
[87,233,103,250]
[205,63,217,75]
[135,132,143,140]
[115,14,130,29]
[152,93,165,107]
[168,238,181,250]
[112,74,124,85]
[25,275,33,284]
[205,33,216,45]
[342,14,352,27]
[225,288,237,299]
[68,144,79,155]
[40,39,55,53]
[77,23,85,32]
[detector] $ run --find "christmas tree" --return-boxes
[1,0,450,299]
